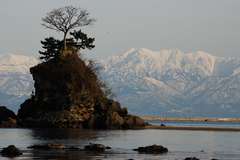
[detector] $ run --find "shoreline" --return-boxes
[141,116,240,123]
[144,125,240,132]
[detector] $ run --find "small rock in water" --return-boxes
[84,143,111,152]
[68,146,80,150]
[105,146,112,149]
[1,145,22,157]
[160,123,166,127]
[28,143,65,149]
[184,157,200,160]
[133,144,168,154]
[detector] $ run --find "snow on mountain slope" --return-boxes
[0,54,38,112]
[100,48,240,117]
[1,50,240,117]
[0,54,38,73]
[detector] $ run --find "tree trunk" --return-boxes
[63,32,67,51]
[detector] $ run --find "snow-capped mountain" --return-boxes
[1,49,240,117]
[0,54,39,112]
[100,48,240,117]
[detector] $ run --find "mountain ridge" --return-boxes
[100,48,240,117]
[1,49,240,117]
[0,54,38,112]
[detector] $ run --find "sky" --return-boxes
[0,0,240,59]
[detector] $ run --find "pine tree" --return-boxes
[39,30,95,62]
[70,30,95,50]
[39,37,62,62]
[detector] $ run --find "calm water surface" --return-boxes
[0,128,240,160]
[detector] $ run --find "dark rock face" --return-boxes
[17,53,145,129]
[1,145,22,157]
[0,106,17,128]
[134,144,168,154]
[84,143,111,152]
[184,157,200,160]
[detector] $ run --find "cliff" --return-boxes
[17,53,145,129]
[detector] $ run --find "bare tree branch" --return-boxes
[42,6,95,50]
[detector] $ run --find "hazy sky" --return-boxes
[0,0,240,59]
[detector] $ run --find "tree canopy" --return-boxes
[39,37,62,61]
[42,6,95,50]
[39,6,95,62]
[39,29,95,62]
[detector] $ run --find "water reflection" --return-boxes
[1,129,240,160]
[29,149,102,160]
[30,128,100,140]
[28,129,116,160]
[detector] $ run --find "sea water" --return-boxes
[0,127,240,160]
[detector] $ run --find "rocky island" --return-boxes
[17,52,145,129]
[16,6,145,129]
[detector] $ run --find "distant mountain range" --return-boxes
[1,49,240,117]
[100,48,240,117]
[0,54,38,112]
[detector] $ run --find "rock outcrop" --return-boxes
[184,157,200,160]
[133,144,168,154]
[1,145,22,157]
[17,53,145,129]
[0,106,17,128]
[84,143,111,152]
